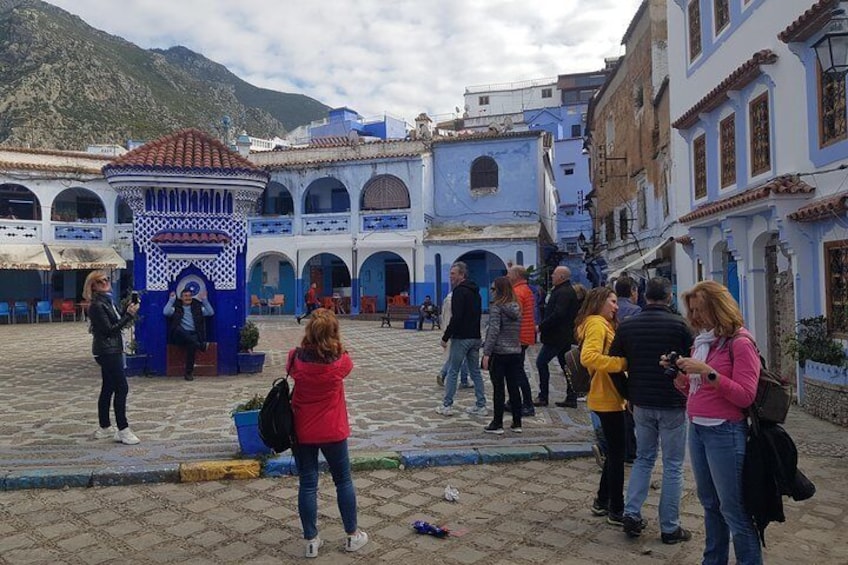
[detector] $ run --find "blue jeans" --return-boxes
[535,343,567,401]
[293,439,358,540]
[689,421,762,565]
[441,358,468,385]
[442,338,485,408]
[625,406,687,533]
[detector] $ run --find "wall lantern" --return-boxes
[814,6,848,77]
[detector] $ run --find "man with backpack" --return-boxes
[608,277,694,543]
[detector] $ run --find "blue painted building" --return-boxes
[301,107,408,143]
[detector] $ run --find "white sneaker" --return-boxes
[345,530,368,552]
[305,536,323,558]
[93,426,115,440]
[114,427,140,445]
[435,404,453,416]
[465,405,488,417]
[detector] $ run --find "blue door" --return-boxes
[727,256,740,304]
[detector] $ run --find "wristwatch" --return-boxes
[707,372,717,382]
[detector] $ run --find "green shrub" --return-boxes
[785,316,848,367]
[232,394,264,413]
[239,321,260,352]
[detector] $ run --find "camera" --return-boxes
[130,291,139,304]
[664,351,681,378]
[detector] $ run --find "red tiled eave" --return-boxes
[679,174,815,223]
[104,129,264,175]
[151,231,231,244]
[788,192,848,222]
[779,0,839,43]
[672,50,778,130]
[0,160,103,175]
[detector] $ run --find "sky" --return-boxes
[46,0,644,125]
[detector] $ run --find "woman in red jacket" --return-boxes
[289,309,368,558]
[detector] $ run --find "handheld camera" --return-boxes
[664,351,681,378]
[130,291,140,304]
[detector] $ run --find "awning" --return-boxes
[424,223,540,243]
[46,245,127,270]
[608,237,673,279]
[0,244,52,270]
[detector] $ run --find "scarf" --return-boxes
[688,330,717,397]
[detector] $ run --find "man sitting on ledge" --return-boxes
[418,295,439,330]
[163,289,214,381]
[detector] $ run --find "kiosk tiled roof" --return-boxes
[779,0,839,43]
[679,174,814,223]
[788,192,848,222]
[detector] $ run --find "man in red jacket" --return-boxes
[506,266,537,416]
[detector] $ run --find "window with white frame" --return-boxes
[720,113,736,188]
[818,62,847,147]
[541,88,552,99]
[688,0,702,61]
[714,0,729,35]
[479,95,490,106]
[749,92,771,176]
[693,134,707,199]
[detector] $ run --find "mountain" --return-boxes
[0,0,329,150]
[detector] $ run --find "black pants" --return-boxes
[595,410,626,514]
[172,326,203,376]
[96,353,129,430]
[516,345,534,408]
[490,353,523,428]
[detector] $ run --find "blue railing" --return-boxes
[303,214,350,234]
[249,217,293,236]
[54,223,103,241]
[362,213,409,231]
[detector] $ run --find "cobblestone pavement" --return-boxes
[0,318,592,470]
[1,454,846,564]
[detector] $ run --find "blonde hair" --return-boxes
[301,308,344,362]
[492,276,517,306]
[682,280,744,338]
[574,286,617,341]
[82,270,108,301]
[572,283,587,303]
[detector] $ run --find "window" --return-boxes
[571,124,582,138]
[720,114,736,188]
[361,175,410,210]
[479,95,490,106]
[688,0,702,61]
[749,92,771,176]
[633,85,644,109]
[565,241,579,254]
[661,172,670,218]
[819,63,847,147]
[470,156,498,191]
[693,134,707,199]
[561,204,577,216]
[637,186,648,230]
[825,240,848,335]
[619,208,629,240]
[605,212,616,242]
[562,163,575,175]
[541,88,552,98]
[714,0,729,34]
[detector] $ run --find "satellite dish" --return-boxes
[503,116,514,132]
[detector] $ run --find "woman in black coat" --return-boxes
[83,270,140,444]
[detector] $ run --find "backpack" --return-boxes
[564,345,591,395]
[258,351,297,453]
[729,334,791,425]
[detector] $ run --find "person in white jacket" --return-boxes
[436,291,469,387]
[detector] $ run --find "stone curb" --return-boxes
[1,443,592,491]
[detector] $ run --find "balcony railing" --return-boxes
[115,224,133,244]
[0,219,41,242]
[249,217,293,236]
[303,214,350,235]
[53,222,104,241]
[361,213,409,231]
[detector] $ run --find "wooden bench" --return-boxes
[381,304,440,329]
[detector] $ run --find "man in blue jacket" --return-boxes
[609,277,694,544]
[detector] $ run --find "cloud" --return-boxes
[46,0,643,124]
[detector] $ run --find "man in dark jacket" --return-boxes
[437,261,486,417]
[164,289,215,381]
[609,277,694,544]
[535,266,579,407]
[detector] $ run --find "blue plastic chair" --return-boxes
[13,301,30,323]
[35,300,52,323]
[0,302,10,324]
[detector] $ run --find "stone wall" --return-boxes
[802,377,848,427]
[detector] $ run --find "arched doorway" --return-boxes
[359,251,411,312]
[258,181,294,216]
[52,187,106,223]
[303,177,350,214]
[455,250,508,309]
[0,183,41,220]
[116,195,133,224]
[712,241,740,304]
[248,253,296,314]
[302,253,352,313]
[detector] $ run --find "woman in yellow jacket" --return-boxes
[577,286,628,525]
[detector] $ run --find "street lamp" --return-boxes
[814,5,848,77]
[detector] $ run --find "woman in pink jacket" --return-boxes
[289,309,368,558]
[671,281,761,564]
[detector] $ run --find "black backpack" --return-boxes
[258,351,297,453]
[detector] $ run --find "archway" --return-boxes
[258,181,294,216]
[247,252,296,314]
[52,187,106,223]
[302,253,352,313]
[116,195,133,224]
[303,177,350,214]
[0,183,41,220]
[359,251,411,312]
[455,250,508,308]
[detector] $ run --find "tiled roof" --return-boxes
[779,0,839,43]
[151,231,231,244]
[672,50,778,130]
[263,152,422,170]
[788,191,848,222]
[0,160,102,175]
[0,147,115,161]
[679,174,815,223]
[674,235,693,246]
[104,129,263,174]
[430,130,544,144]
[309,136,360,147]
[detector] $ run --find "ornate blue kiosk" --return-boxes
[103,129,268,375]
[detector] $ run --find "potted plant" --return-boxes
[237,320,266,373]
[231,394,272,456]
[785,316,848,369]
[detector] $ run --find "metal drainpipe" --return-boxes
[412,239,417,305]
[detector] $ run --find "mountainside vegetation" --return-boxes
[0,0,328,150]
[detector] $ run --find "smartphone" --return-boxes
[130,291,139,304]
